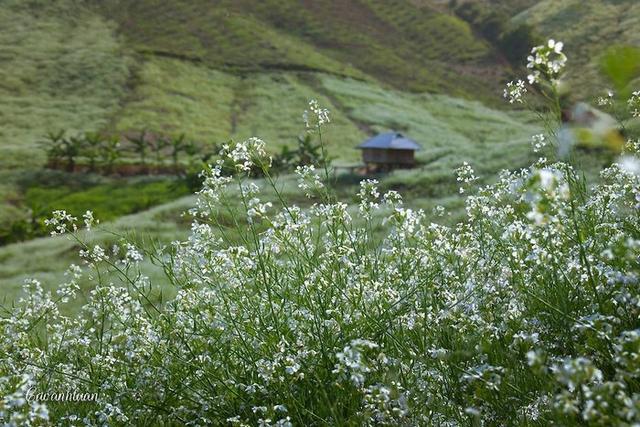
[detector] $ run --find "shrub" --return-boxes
[170,133,188,172]
[41,131,83,172]
[151,136,171,170]
[99,135,122,174]
[499,24,540,66]
[454,3,540,67]
[41,130,66,169]
[128,130,149,168]
[82,133,103,173]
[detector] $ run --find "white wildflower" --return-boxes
[333,339,379,388]
[125,243,143,263]
[90,245,106,262]
[222,137,269,172]
[358,179,380,217]
[527,39,567,84]
[295,165,324,197]
[246,198,272,223]
[382,190,403,208]
[44,210,78,236]
[504,80,527,104]
[304,99,330,129]
[82,210,97,231]
[531,134,547,153]
[596,90,614,107]
[628,90,640,118]
[455,161,478,194]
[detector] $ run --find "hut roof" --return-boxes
[357,132,421,151]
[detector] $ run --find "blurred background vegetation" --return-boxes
[1,0,639,302]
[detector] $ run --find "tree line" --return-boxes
[42,130,330,178]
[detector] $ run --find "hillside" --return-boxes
[94,0,506,98]
[0,0,543,290]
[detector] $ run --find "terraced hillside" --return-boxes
[94,0,504,99]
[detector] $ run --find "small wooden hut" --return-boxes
[357,132,421,171]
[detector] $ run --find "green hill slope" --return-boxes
[0,0,528,235]
[8,0,640,301]
[94,0,505,99]
[0,0,132,225]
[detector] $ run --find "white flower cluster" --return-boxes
[333,339,380,388]
[222,137,270,172]
[358,179,380,217]
[44,210,97,236]
[504,79,527,104]
[124,243,144,264]
[525,167,570,226]
[526,39,567,84]
[455,161,478,194]
[303,99,330,130]
[295,164,324,197]
[628,90,640,118]
[6,41,640,424]
[5,154,640,425]
[0,373,49,425]
[531,133,547,153]
[190,164,233,218]
[43,210,77,236]
[82,210,97,231]
[246,197,272,224]
[597,90,614,107]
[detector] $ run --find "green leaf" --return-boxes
[600,45,640,95]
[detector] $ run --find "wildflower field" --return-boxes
[1,32,640,426]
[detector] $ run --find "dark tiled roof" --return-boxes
[357,132,421,151]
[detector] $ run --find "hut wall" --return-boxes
[362,148,414,165]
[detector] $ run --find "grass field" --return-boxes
[0,0,131,228]
[113,58,365,160]
[0,0,504,239]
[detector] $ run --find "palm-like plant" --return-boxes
[83,132,102,172]
[272,145,296,171]
[152,136,170,172]
[99,136,121,174]
[170,134,187,172]
[296,133,328,167]
[41,130,66,168]
[129,130,149,167]
[60,135,82,172]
